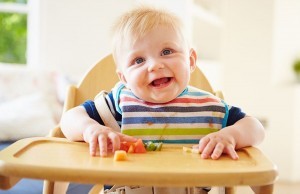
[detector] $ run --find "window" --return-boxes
[0,0,27,65]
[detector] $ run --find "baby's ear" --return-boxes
[116,69,127,85]
[189,48,197,72]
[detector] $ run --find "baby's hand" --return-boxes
[197,130,239,160]
[83,124,137,157]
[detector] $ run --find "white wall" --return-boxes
[35,0,300,182]
[221,0,300,182]
[293,85,300,181]
[36,0,135,79]
[35,0,192,80]
[272,0,300,181]
[272,0,300,84]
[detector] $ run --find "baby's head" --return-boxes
[112,6,187,65]
[111,6,197,103]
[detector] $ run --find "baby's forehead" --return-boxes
[123,24,185,46]
[112,23,188,66]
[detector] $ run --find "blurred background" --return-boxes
[1,0,300,186]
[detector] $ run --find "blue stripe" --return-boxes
[221,100,229,128]
[114,83,125,114]
[123,116,223,124]
[121,90,136,97]
[177,88,188,97]
[186,91,210,96]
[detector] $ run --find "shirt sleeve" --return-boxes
[226,106,246,126]
[81,92,122,125]
[82,100,104,125]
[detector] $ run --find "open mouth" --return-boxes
[151,77,172,87]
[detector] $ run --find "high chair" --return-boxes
[0,54,277,194]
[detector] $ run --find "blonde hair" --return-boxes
[111,6,186,66]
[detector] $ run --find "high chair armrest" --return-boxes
[48,125,65,138]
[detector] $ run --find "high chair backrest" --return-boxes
[51,54,223,138]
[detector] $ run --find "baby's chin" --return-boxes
[143,96,176,104]
[133,88,180,104]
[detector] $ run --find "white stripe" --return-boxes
[105,95,116,116]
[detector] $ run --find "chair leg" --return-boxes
[251,184,274,194]
[43,181,54,194]
[43,181,69,194]
[225,187,235,194]
[218,187,235,194]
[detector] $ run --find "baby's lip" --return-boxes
[150,77,172,87]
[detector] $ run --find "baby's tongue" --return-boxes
[152,77,169,86]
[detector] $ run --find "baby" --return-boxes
[60,6,265,194]
[61,6,264,160]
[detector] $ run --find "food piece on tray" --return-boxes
[144,141,163,151]
[182,146,200,154]
[120,139,147,153]
[134,139,147,153]
[114,150,128,161]
[119,139,163,153]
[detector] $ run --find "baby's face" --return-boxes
[116,25,196,103]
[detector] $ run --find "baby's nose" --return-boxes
[148,61,165,72]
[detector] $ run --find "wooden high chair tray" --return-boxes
[0,137,277,189]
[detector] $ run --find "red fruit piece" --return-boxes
[134,139,147,153]
[119,139,146,153]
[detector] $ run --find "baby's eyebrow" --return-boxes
[161,41,180,49]
[126,48,142,58]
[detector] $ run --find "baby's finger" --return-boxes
[88,135,98,156]
[226,145,239,160]
[211,143,225,160]
[108,132,120,152]
[119,133,137,142]
[198,137,210,153]
[201,140,217,159]
[98,134,108,157]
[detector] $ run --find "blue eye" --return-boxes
[135,57,144,64]
[162,49,172,56]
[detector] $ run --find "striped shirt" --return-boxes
[113,83,228,144]
[82,84,246,144]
